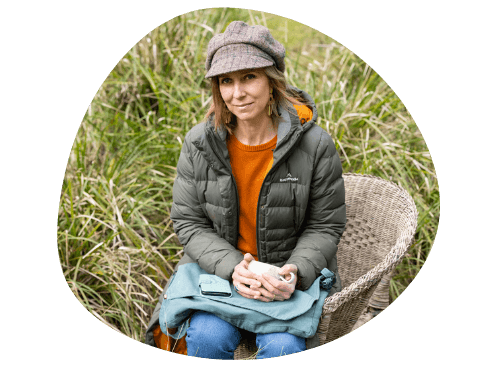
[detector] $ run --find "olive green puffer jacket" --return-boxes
[170,87,346,292]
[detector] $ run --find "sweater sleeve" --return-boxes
[287,130,346,290]
[170,133,244,280]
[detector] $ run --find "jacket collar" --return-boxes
[289,86,318,131]
[276,87,317,148]
[277,105,292,145]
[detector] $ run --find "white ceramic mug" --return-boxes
[247,260,295,284]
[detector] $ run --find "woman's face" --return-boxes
[218,69,271,124]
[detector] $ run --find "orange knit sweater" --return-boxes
[227,134,276,259]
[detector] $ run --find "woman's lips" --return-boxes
[234,103,253,110]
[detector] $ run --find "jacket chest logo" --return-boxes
[280,173,299,182]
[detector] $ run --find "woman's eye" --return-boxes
[220,74,255,84]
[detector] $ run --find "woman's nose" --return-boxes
[233,82,245,98]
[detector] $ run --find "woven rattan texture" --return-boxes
[234,173,418,359]
[234,331,258,359]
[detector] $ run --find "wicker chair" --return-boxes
[234,173,418,359]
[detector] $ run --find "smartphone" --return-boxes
[199,274,232,297]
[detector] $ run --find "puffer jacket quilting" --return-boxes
[170,87,346,292]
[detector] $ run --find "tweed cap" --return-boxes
[205,21,285,78]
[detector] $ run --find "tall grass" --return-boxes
[58,8,439,342]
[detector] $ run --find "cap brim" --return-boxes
[205,55,274,79]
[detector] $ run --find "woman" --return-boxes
[146,21,346,359]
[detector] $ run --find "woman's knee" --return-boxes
[186,311,241,358]
[256,332,306,358]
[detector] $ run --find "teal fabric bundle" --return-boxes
[159,263,329,339]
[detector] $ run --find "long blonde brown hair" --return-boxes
[205,66,309,132]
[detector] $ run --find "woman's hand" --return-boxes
[256,264,298,302]
[232,253,263,300]
[232,256,298,302]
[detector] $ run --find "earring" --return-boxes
[269,91,273,116]
[223,103,232,124]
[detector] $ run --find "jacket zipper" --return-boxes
[256,130,303,261]
[206,128,240,248]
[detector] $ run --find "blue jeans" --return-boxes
[186,311,306,359]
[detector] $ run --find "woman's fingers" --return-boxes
[233,255,261,295]
[233,257,261,288]
[258,274,294,299]
[253,287,285,302]
[279,264,298,281]
[243,253,255,263]
[232,267,260,289]
[233,281,261,298]
[232,256,295,302]
[254,286,276,300]
[233,280,285,302]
